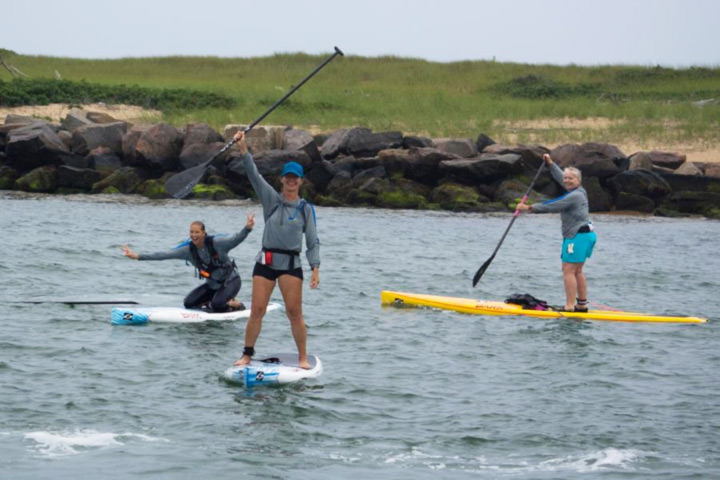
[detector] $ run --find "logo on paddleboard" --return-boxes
[256,371,265,381]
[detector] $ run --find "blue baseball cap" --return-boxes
[281,161,304,178]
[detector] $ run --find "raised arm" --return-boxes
[212,212,255,251]
[234,132,279,214]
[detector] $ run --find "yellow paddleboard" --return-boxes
[380,291,707,324]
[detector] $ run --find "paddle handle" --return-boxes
[243,47,344,134]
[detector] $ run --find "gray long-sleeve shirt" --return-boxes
[242,152,320,271]
[531,163,592,238]
[138,227,251,289]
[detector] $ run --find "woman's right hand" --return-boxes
[122,245,139,260]
[542,153,554,165]
[233,131,248,155]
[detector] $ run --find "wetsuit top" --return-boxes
[137,227,251,289]
[530,163,592,238]
[241,152,320,271]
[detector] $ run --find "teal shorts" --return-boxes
[561,231,597,263]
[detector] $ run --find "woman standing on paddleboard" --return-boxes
[517,153,597,312]
[232,131,320,370]
[121,212,255,312]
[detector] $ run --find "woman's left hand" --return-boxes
[246,212,255,230]
[310,268,320,289]
[516,203,532,212]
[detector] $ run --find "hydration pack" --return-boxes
[505,293,550,311]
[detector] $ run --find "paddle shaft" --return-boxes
[166,46,344,199]
[472,161,545,286]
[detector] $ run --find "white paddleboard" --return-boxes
[110,302,280,325]
[223,353,323,387]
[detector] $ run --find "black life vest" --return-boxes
[188,236,224,279]
[505,293,550,311]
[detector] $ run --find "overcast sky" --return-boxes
[2,0,718,66]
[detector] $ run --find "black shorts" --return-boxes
[252,262,303,281]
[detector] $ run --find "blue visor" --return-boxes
[281,161,304,178]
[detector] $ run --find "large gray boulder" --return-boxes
[283,128,322,162]
[379,147,460,185]
[674,162,704,176]
[432,138,478,158]
[430,182,490,212]
[223,125,284,153]
[305,160,339,192]
[439,153,524,185]
[703,163,720,179]
[346,131,403,158]
[0,166,20,190]
[608,170,672,201]
[333,156,382,176]
[5,122,70,172]
[550,143,628,178]
[402,135,433,149]
[91,166,146,194]
[125,123,183,171]
[661,191,720,216]
[320,127,371,159]
[178,142,228,171]
[283,129,315,151]
[87,147,122,174]
[71,122,128,156]
[183,123,223,147]
[659,173,720,193]
[15,166,59,192]
[61,110,93,132]
[57,165,104,191]
[476,133,496,152]
[629,150,686,170]
[615,192,656,213]
[583,177,613,212]
[483,144,550,170]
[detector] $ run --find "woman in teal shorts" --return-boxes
[518,154,597,311]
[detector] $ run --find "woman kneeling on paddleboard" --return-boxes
[121,213,255,312]
[232,131,320,370]
[517,154,598,312]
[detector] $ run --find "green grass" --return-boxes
[1,48,719,146]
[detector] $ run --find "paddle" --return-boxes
[165,46,345,199]
[13,301,140,305]
[472,161,546,287]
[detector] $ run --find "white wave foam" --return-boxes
[24,429,164,458]
[538,448,646,473]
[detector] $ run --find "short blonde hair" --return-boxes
[563,167,582,182]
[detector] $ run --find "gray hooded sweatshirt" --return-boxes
[242,152,320,271]
[531,163,592,238]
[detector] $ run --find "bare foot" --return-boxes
[227,299,245,311]
[299,357,311,370]
[234,355,251,366]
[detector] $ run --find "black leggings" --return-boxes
[184,276,241,312]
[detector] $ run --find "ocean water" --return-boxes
[1,191,718,479]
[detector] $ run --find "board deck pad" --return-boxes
[223,353,323,387]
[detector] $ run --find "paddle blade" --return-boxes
[164,162,209,199]
[472,255,495,287]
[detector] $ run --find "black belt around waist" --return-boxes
[262,248,301,270]
[577,224,592,233]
